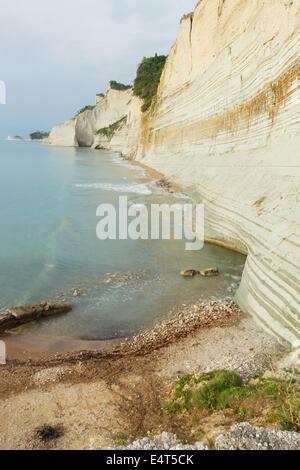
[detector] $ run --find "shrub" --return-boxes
[109,81,132,91]
[76,105,95,116]
[29,131,49,140]
[192,370,243,410]
[133,54,167,112]
[96,116,127,140]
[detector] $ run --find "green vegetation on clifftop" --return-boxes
[109,81,132,91]
[29,131,49,140]
[133,54,167,112]
[76,105,95,116]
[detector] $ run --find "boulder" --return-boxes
[5,301,72,326]
[40,301,72,317]
[0,313,17,330]
[180,270,198,277]
[7,304,44,322]
[199,268,219,277]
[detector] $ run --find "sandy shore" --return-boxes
[123,155,184,193]
[0,299,289,450]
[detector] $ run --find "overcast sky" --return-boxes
[0,0,197,138]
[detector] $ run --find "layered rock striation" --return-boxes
[46,0,300,357]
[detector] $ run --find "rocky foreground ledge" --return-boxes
[109,424,300,451]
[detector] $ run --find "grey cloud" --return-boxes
[0,0,197,137]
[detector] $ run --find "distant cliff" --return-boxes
[5,136,23,141]
[46,0,300,361]
[45,83,132,147]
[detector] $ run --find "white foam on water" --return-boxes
[110,154,147,177]
[45,264,55,269]
[76,182,152,195]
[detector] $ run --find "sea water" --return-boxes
[0,141,246,340]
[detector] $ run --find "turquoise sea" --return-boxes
[0,140,245,341]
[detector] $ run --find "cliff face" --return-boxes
[46,0,300,357]
[45,85,132,147]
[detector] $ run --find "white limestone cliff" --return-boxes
[45,84,132,147]
[46,0,300,359]
[45,118,77,147]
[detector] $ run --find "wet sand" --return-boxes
[124,156,184,193]
[2,333,124,362]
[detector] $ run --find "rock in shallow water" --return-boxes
[7,301,72,320]
[7,304,45,322]
[199,268,220,277]
[180,270,198,277]
[0,301,72,332]
[0,313,16,330]
[215,422,300,450]
[180,268,220,278]
[40,301,72,317]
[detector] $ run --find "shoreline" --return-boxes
[0,146,289,373]
[0,297,290,450]
[2,333,125,362]
[2,299,241,367]
[1,298,289,371]
[1,146,246,362]
[123,156,184,194]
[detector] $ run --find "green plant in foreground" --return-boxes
[192,370,243,410]
[238,408,247,417]
[112,432,129,447]
[166,370,300,432]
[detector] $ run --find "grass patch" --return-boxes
[96,116,127,140]
[166,370,300,432]
[112,432,129,447]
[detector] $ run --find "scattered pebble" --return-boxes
[119,300,240,356]
[33,367,73,385]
